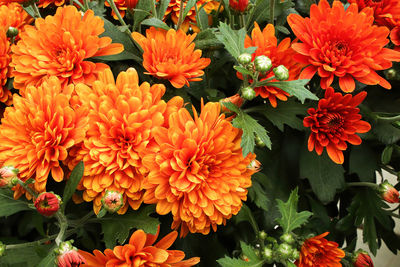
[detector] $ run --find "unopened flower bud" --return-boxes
[262,247,273,262]
[255,134,266,148]
[353,250,374,267]
[291,249,300,260]
[0,241,5,257]
[34,192,61,217]
[6,27,18,39]
[254,55,272,73]
[0,166,19,188]
[55,240,86,267]
[386,69,397,80]
[102,190,124,213]
[247,159,261,172]
[277,243,293,259]
[229,0,249,13]
[379,181,399,203]
[238,53,252,65]
[280,233,295,244]
[273,65,289,81]
[241,86,256,100]
[258,231,267,240]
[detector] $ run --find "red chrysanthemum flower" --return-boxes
[238,22,305,107]
[296,232,345,267]
[354,251,374,267]
[287,0,400,93]
[56,241,87,267]
[142,101,257,236]
[104,0,139,19]
[229,0,249,12]
[69,68,183,214]
[11,5,123,93]
[132,27,211,89]
[0,76,88,199]
[34,192,61,217]
[303,87,371,164]
[348,0,400,29]
[79,227,200,267]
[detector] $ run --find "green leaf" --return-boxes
[275,25,290,35]
[0,245,53,267]
[299,148,345,203]
[234,204,259,235]
[196,6,209,31]
[182,0,197,19]
[36,248,56,267]
[248,179,269,212]
[240,242,262,262]
[372,120,400,144]
[141,18,171,30]
[194,28,223,50]
[276,188,312,233]
[157,0,171,20]
[231,109,272,156]
[262,80,317,104]
[216,23,256,59]
[381,145,394,164]
[62,161,84,209]
[133,0,153,31]
[0,189,31,217]
[100,205,159,248]
[248,99,307,131]
[233,65,254,76]
[217,256,265,267]
[349,144,378,182]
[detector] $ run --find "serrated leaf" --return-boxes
[240,242,262,262]
[299,148,345,203]
[231,109,271,156]
[349,144,378,182]
[276,188,312,233]
[100,205,159,248]
[248,179,269,211]
[182,0,197,19]
[216,23,256,59]
[62,161,84,210]
[217,256,265,267]
[141,18,170,30]
[248,99,307,131]
[261,80,317,104]
[194,28,222,50]
[157,0,171,20]
[0,189,31,217]
[233,65,254,76]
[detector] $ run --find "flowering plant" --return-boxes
[0,0,400,266]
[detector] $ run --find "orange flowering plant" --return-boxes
[1,0,400,266]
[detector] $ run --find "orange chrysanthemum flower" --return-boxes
[0,28,12,105]
[69,68,183,214]
[11,6,123,93]
[348,0,400,29]
[287,0,400,93]
[132,27,210,89]
[37,0,66,8]
[0,76,88,199]
[105,0,139,19]
[142,101,257,236]
[239,22,305,107]
[79,227,200,267]
[303,87,371,164]
[296,232,345,267]
[0,2,33,39]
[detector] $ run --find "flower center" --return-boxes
[321,113,344,131]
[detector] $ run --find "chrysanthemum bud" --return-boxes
[277,243,293,259]
[0,241,5,257]
[0,166,19,188]
[255,134,266,147]
[353,250,374,267]
[241,86,256,100]
[386,69,397,80]
[280,233,295,244]
[379,181,399,203]
[229,0,249,13]
[6,27,19,39]
[254,55,272,73]
[238,53,252,65]
[258,230,267,240]
[34,192,61,217]
[262,247,273,262]
[102,190,124,213]
[220,94,244,113]
[273,65,289,81]
[55,240,86,267]
[291,249,300,260]
[247,159,261,172]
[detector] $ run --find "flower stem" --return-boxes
[16,179,38,198]
[346,182,379,189]
[73,0,86,10]
[269,0,275,26]
[31,2,42,18]
[83,0,90,10]
[151,0,158,18]
[176,0,186,30]
[376,114,400,122]
[55,212,68,246]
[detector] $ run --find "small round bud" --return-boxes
[238,53,252,65]
[386,69,397,80]
[255,134,266,148]
[34,192,61,217]
[277,243,293,259]
[102,190,124,213]
[0,241,5,257]
[258,231,267,240]
[262,247,273,262]
[291,249,300,260]
[353,250,374,267]
[241,86,256,100]
[0,166,19,188]
[280,233,295,244]
[55,240,86,267]
[247,159,261,172]
[6,27,19,39]
[254,55,272,73]
[273,65,289,81]
[379,180,399,203]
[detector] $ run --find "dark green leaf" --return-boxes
[275,25,290,35]
[100,205,159,248]
[133,0,153,30]
[217,256,265,267]
[0,189,31,217]
[381,145,394,164]
[262,80,317,104]
[240,242,262,262]
[276,188,312,233]
[300,149,345,203]
[62,161,84,209]
[0,245,52,267]
[196,7,209,31]
[248,99,307,131]
[36,248,56,267]
[182,0,197,19]
[248,179,269,212]
[216,23,256,59]
[372,120,400,144]
[194,28,223,50]
[157,0,171,20]
[234,204,259,235]
[349,144,378,182]
[141,18,170,30]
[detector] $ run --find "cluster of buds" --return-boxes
[34,192,61,217]
[101,190,124,213]
[55,240,86,267]
[256,231,300,264]
[353,250,374,267]
[0,166,19,188]
[379,181,399,204]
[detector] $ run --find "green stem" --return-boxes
[254,75,276,87]
[269,0,275,26]
[73,0,86,10]
[105,0,143,55]
[31,2,42,18]
[376,114,400,122]
[16,179,38,198]
[250,72,260,87]
[68,211,95,227]
[83,0,90,10]
[176,0,186,30]
[346,182,379,189]
[5,229,75,250]
[55,212,68,246]
[151,0,158,18]
[245,0,261,30]
[239,14,245,29]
